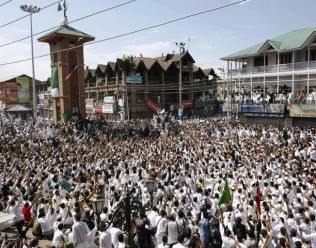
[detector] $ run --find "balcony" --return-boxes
[231,61,316,76]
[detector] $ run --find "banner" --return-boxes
[102,104,117,114]
[126,75,142,84]
[222,103,239,112]
[4,82,18,104]
[16,77,30,103]
[290,104,316,118]
[240,104,284,113]
[103,96,115,103]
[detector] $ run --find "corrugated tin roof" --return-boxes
[222,27,316,60]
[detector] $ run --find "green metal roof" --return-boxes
[38,25,95,42]
[222,27,316,60]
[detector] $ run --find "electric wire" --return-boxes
[0,0,62,28]
[0,0,246,67]
[0,0,12,8]
[0,0,136,47]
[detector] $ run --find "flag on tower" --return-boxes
[57,2,62,11]
[51,67,59,98]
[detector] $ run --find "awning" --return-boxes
[6,104,32,112]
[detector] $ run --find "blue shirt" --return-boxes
[198,218,212,241]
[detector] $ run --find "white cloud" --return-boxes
[197,42,214,50]
[122,41,171,57]
[84,41,172,70]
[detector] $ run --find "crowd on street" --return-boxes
[0,113,316,248]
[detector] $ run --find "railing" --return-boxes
[231,61,316,76]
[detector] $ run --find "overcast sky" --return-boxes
[0,0,315,81]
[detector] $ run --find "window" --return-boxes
[268,45,275,50]
[279,53,292,64]
[254,55,268,67]
[305,50,316,61]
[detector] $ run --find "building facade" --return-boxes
[221,27,316,126]
[0,52,217,121]
[84,51,217,120]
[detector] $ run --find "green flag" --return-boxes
[121,54,127,61]
[57,2,62,11]
[51,67,59,98]
[218,179,231,207]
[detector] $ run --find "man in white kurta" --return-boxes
[72,214,90,248]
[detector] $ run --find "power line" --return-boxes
[0,0,12,8]
[0,0,136,48]
[0,0,246,67]
[0,0,62,28]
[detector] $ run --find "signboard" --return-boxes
[102,104,118,114]
[1,79,30,104]
[290,104,316,118]
[126,75,142,84]
[85,98,94,108]
[104,96,115,103]
[16,77,30,103]
[3,82,18,104]
[240,104,284,113]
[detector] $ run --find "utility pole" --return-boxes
[175,42,185,119]
[20,5,40,120]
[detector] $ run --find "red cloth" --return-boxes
[256,187,262,215]
[22,206,32,222]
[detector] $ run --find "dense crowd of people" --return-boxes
[0,113,316,248]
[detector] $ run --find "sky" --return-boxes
[0,0,315,81]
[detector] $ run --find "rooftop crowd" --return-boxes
[0,113,315,248]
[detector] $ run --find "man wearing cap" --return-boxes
[52,223,66,248]
[72,213,90,248]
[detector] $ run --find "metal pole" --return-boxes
[30,13,37,120]
[230,62,233,121]
[21,5,40,120]
[179,46,182,117]
[227,63,230,120]
[175,42,185,119]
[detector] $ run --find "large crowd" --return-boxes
[0,113,315,248]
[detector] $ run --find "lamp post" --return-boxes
[20,5,40,120]
[89,189,105,230]
[175,42,185,119]
[145,174,156,208]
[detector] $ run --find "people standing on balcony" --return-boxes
[288,91,295,105]
[277,91,286,104]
